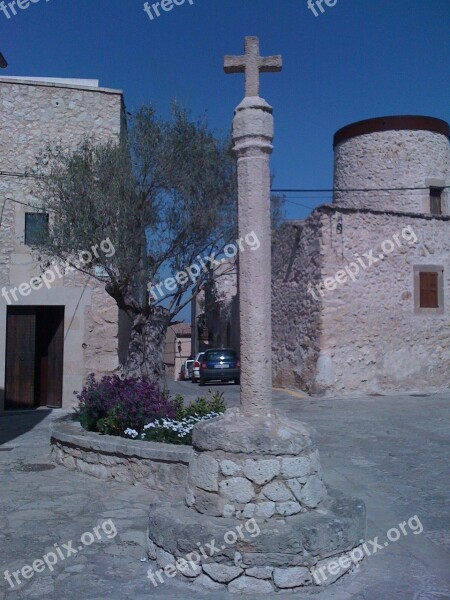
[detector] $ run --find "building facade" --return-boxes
[273,116,450,396]
[0,77,125,412]
[164,322,192,380]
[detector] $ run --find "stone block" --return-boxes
[219,477,254,503]
[192,573,225,590]
[245,566,273,579]
[276,501,301,516]
[222,504,235,518]
[286,478,304,501]
[255,501,276,519]
[177,559,202,578]
[243,503,256,518]
[273,566,311,588]
[193,409,314,455]
[220,460,242,476]
[202,562,243,583]
[299,475,327,508]
[228,574,274,593]
[311,554,353,586]
[155,547,175,570]
[261,481,294,502]
[194,489,225,517]
[242,459,280,485]
[190,454,219,492]
[281,456,311,478]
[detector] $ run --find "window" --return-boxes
[419,272,438,308]
[414,266,444,314]
[24,213,49,246]
[430,188,442,215]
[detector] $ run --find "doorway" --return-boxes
[5,306,64,409]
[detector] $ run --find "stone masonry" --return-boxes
[0,77,125,411]
[185,408,326,520]
[273,116,450,396]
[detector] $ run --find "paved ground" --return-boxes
[0,382,449,599]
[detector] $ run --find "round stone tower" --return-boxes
[333,116,450,214]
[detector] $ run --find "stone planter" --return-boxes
[50,417,192,490]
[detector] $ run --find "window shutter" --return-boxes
[430,188,442,215]
[419,272,438,308]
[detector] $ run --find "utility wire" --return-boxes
[273,186,450,193]
[0,170,46,179]
[1,170,448,193]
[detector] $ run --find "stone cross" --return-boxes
[224,36,282,98]
[224,37,282,417]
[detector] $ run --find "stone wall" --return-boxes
[51,418,192,490]
[272,205,450,396]
[271,214,323,392]
[316,208,450,395]
[273,120,450,397]
[333,130,450,214]
[0,78,125,410]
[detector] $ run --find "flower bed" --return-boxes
[51,375,227,489]
[50,417,193,490]
[74,374,226,444]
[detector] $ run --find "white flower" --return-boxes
[141,410,225,441]
[124,428,139,438]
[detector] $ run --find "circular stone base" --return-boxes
[147,488,366,593]
[187,409,328,520]
[192,407,316,455]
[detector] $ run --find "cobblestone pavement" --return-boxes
[0,385,449,599]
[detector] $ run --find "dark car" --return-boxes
[199,348,240,386]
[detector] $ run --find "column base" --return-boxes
[147,409,366,593]
[147,488,366,592]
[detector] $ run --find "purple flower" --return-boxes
[75,374,176,435]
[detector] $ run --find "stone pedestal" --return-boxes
[186,408,327,520]
[148,409,366,593]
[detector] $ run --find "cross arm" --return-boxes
[224,56,245,74]
[260,55,283,72]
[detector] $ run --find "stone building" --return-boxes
[0,76,125,412]
[164,322,192,380]
[191,259,240,354]
[273,115,450,396]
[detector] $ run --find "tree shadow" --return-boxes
[0,399,54,446]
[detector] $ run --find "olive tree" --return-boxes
[35,105,237,383]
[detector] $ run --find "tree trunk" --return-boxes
[122,307,170,385]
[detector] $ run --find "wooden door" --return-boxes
[5,309,36,409]
[45,307,64,408]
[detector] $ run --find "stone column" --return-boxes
[147,37,366,595]
[233,96,274,416]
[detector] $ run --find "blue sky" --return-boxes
[1,0,449,221]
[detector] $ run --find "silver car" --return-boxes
[191,352,205,383]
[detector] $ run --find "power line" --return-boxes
[0,197,52,230]
[1,170,448,194]
[273,186,450,193]
[284,199,320,210]
[0,170,46,179]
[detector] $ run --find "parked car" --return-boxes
[180,359,194,381]
[191,352,205,383]
[199,348,240,386]
[186,359,194,381]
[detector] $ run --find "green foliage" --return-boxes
[178,391,226,419]
[35,104,238,321]
[141,391,226,445]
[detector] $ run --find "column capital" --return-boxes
[232,96,274,156]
